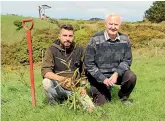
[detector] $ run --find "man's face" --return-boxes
[59,29,74,48]
[105,16,121,36]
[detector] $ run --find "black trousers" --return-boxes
[88,70,136,105]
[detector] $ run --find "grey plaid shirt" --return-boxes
[84,30,132,83]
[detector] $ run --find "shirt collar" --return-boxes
[104,30,120,41]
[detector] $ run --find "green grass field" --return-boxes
[2,50,165,121]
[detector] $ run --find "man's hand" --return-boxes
[109,72,118,85]
[80,88,87,96]
[103,78,111,86]
[103,78,114,86]
[103,72,118,86]
[62,78,72,89]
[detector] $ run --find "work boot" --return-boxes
[120,96,134,105]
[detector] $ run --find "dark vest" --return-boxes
[49,40,83,73]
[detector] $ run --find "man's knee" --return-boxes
[90,86,109,105]
[125,71,136,84]
[42,78,52,91]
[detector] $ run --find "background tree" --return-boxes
[145,1,165,23]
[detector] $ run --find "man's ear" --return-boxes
[104,21,107,27]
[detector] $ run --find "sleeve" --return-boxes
[84,38,106,83]
[78,46,85,74]
[41,48,55,77]
[116,38,132,76]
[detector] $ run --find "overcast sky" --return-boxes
[1,1,154,21]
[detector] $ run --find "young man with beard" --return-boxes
[84,14,137,106]
[41,24,84,103]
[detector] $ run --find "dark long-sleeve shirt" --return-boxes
[84,30,132,83]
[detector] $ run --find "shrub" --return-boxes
[1,43,19,65]
[120,23,165,48]
[2,28,60,65]
[13,20,23,30]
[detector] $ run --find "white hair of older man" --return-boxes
[105,13,123,24]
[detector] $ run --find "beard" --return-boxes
[61,41,74,54]
[62,41,72,48]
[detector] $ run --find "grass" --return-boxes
[1,15,58,45]
[1,50,165,121]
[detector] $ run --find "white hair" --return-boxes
[105,13,123,24]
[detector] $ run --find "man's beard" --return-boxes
[62,41,72,49]
[62,42,74,54]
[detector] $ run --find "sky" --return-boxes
[1,1,154,21]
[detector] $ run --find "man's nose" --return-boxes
[66,36,70,40]
[109,24,115,29]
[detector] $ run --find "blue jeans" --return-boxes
[42,78,72,103]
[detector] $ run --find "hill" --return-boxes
[1,15,59,45]
[89,18,104,21]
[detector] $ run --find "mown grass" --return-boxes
[1,50,165,121]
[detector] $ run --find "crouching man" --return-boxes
[41,24,94,111]
[84,14,136,106]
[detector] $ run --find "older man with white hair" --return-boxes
[84,14,136,105]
